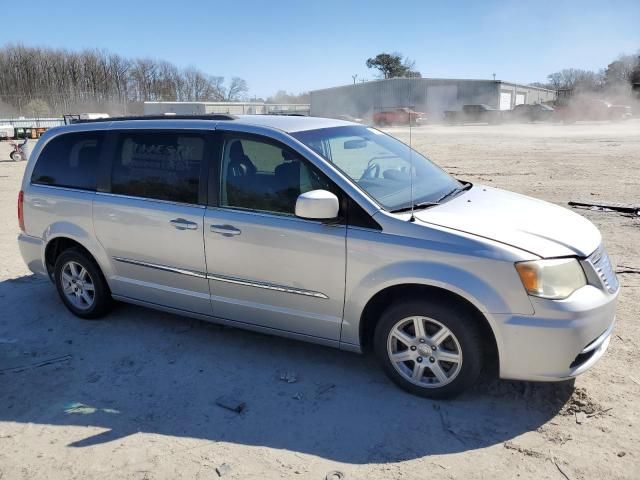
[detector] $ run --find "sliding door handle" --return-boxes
[210,224,241,236]
[170,218,198,230]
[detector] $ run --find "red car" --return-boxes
[373,107,425,126]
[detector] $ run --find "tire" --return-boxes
[10,151,21,161]
[53,247,112,319]
[373,299,484,399]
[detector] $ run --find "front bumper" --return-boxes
[491,284,618,382]
[18,233,47,276]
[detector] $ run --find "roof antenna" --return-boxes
[408,79,415,222]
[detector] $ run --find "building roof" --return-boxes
[144,101,266,107]
[310,77,556,94]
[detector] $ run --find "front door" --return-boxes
[94,129,212,315]
[204,133,346,340]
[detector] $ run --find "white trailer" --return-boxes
[0,125,15,140]
[79,113,110,120]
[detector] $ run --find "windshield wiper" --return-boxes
[389,201,439,214]
[390,183,473,214]
[435,182,473,203]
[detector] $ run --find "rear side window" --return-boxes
[31,131,103,190]
[111,131,204,204]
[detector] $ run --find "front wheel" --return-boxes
[10,151,22,161]
[374,299,484,398]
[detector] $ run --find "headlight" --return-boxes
[515,258,586,299]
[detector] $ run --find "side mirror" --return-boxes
[295,190,339,220]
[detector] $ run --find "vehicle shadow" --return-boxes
[0,274,574,464]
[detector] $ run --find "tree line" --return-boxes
[0,44,249,117]
[531,51,640,94]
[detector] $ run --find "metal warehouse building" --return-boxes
[144,101,310,116]
[310,78,556,121]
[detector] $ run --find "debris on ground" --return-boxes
[434,404,473,445]
[537,426,573,446]
[587,408,613,418]
[552,457,572,480]
[560,388,602,416]
[292,392,303,400]
[279,371,298,383]
[325,471,345,480]
[0,354,72,375]
[215,463,231,477]
[616,265,640,274]
[215,395,245,413]
[503,441,546,459]
[575,411,588,424]
[568,200,640,215]
[63,403,120,415]
[315,383,336,397]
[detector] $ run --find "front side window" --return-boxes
[31,131,104,190]
[111,131,204,204]
[220,136,332,215]
[292,126,462,212]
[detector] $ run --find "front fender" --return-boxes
[341,259,534,349]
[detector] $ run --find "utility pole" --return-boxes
[492,73,496,81]
[352,74,358,84]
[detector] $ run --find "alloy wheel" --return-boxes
[60,261,96,310]
[386,316,463,388]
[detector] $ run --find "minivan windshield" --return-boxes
[292,125,463,212]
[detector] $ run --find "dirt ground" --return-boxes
[1,121,639,480]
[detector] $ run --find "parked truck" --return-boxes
[508,103,555,123]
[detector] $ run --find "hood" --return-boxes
[414,186,601,258]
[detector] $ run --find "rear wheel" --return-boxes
[54,248,112,319]
[374,299,484,398]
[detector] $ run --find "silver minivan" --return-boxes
[17,115,618,398]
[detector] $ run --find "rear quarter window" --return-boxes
[31,131,104,191]
[110,131,204,204]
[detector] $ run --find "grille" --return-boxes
[587,245,619,293]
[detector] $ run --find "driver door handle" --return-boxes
[210,224,241,236]
[170,218,198,230]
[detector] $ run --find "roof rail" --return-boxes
[70,114,237,124]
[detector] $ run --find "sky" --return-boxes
[2,0,639,98]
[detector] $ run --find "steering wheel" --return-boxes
[360,159,381,180]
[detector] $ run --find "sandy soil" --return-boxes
[0,121,639,480]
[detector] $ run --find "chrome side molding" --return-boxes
[113,257,328,299]
[207,273,329,299]
[114,256,208,279]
